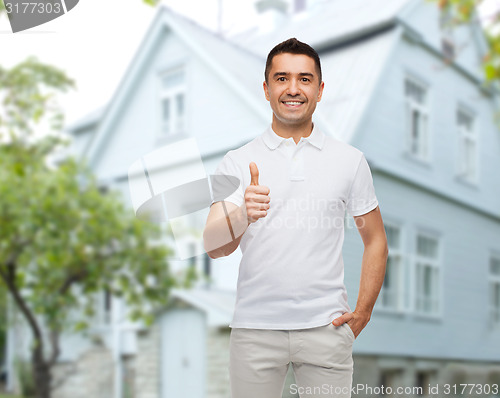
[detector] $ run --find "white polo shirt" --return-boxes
[211,124,379,330]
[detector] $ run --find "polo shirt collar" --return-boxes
[262,123,325,150]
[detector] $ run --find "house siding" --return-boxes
[352,32,500,216]
[342,170,500,360]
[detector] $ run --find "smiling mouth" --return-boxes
[282,101,304,107]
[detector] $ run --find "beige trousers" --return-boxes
[229,321,355,398]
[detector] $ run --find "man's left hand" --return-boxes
[332,310,371,340]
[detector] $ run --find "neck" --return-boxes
[271,118,314,144]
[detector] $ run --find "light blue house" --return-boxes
[6,0,500,397]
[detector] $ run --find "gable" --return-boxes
[399,0,490,81]
[91,28,270,183]
[85,6,271,172]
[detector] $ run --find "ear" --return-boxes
[263,81,270,101]
[317,81,325,102]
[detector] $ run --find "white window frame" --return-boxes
[489,254,500,326]
[158,66,187,138]
[456,106,478,183]
[379,222,405,312]
[404,76,430,162]
[413,231,441,317]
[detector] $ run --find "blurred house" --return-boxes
[6,0,500,397]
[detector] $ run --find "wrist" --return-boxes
[354,308,372,320]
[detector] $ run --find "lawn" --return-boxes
[0,394,23,398]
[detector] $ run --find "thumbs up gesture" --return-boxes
[245,162,271,224]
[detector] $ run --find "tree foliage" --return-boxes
[0,56,181,397]
[429,0,500,83]
[0,136,178,332]
[0,56,74,140]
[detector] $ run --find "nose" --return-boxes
[286,79,301,96]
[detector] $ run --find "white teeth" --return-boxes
[284,102,302,105]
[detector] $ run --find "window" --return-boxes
[415,370,437,396]
[456,108,477,182]
[160,68,186,136]
[487,372,500,396]
[439,8,455,60]
[379,369,403,395]
[405,77,429,161]
[415,234,440,315]
[442,39,455,60]
[448,371,467,396]
[380,224,403,311]
[489,256,500,325]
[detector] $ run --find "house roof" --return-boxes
[233,0,413,56]
[170,287,236,327]
[315,27,399,143]
[64,105,106,133]
[168,8,266,106]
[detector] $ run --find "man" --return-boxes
[203,38,388,398]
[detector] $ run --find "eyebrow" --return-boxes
[273,72,315,79]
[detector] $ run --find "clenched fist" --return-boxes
[245,162,270,224]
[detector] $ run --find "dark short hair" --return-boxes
[265,38,322,85]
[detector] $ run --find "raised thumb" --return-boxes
[249,162,259,186]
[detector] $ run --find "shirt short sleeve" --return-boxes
[346,154,379,217]
[210,153,244,207]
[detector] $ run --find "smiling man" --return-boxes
[203,38,388,398]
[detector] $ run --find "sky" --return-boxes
[0,0,499,131]
[0,0,259,130]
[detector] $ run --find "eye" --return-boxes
[277,77,286,82]
[301,78,310,82]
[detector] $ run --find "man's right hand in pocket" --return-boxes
[245,162,271,224]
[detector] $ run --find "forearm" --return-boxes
[203,203,249,259]
[354,240,388,317]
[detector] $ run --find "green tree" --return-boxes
[0,58,181,398]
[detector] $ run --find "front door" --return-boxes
[161,308,206,398]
